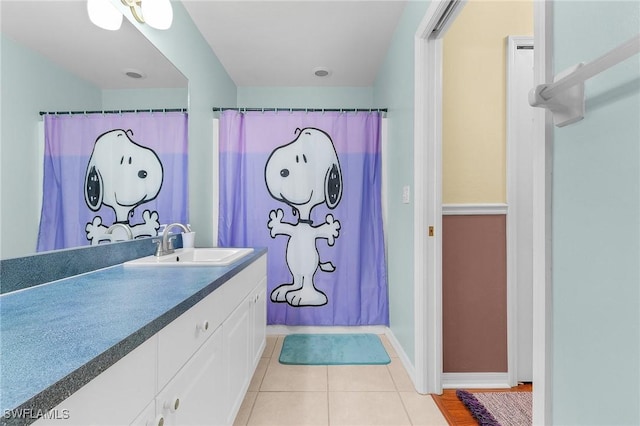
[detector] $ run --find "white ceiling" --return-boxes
[0,0,407,89]
[182,1,407,87]
[0,0,187,89]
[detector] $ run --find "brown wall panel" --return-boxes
[442,214,507,373]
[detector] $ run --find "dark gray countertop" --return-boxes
[0,248,266,426]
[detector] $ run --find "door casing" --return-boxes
[412,2,552,424]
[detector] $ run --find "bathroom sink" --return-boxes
[125,248,254,267]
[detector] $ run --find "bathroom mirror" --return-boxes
[0,1,188,260]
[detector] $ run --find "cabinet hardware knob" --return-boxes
[156,416,165,426]
[198,321,209,331]
[164,397,180,412]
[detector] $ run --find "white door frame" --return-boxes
[506,35,535,386]
[413,0,467,395]
[413,2,552,424]
[531,1,553,424]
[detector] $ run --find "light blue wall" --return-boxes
[552,1,639,424]
[0,35,103,259]
[125,1,237,247]
[373,0,431,365]
[239,1,431,365]
[237,86,373,108]
[102,88,188,110]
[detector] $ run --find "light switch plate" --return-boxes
[402,185,410,204]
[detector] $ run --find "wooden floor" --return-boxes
[431,383,533,425]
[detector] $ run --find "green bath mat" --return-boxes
[279,333,391,365]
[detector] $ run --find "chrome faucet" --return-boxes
[155,223,190,256]
[106,223,133,241]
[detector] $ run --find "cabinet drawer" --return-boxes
[211,255,267,322]
[157,290,224,390]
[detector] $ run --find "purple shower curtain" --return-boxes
[218,110,388,326]
[37,112,188,252]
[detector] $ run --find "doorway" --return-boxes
[413,0,547,421]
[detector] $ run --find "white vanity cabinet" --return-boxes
[35,254,266,426]
[156,257,267,426]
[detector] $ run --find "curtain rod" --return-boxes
[212,107,387,113]
[39,108,187,116]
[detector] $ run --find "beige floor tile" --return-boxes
[268,336,286,366]
[328,364,396,391]
[262,335,278,358]
[247,391,328,426]
[248,357,269,391]
[399,392,449,426]
[260,363,328,391]
[329,391,411,426]
[233,391,258,426]
[235,333,452,426]
[379,334,399,358]
[387,359,415,391]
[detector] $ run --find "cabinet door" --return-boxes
[251,277,267,368]
[223,298,251,425]
[157,326,226,426]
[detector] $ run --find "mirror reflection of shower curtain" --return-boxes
[37,112,188,252]
[218,110,389,326]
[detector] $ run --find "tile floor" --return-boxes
[233,335,449,426]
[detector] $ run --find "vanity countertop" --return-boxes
[0,248,266,420]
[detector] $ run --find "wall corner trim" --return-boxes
[441,372,511,389]
[443,203,508,215]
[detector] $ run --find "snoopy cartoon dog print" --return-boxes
[84,129,163,244]
[265,127,343,307]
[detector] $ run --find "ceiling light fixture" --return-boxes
[124,69,146,79]
[87,0,123,31]
[88,0,173,31]
[314,67,332,78]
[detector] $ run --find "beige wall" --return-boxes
[442,0,533,204]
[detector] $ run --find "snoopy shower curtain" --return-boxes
[218,110,388,326]
[37,112,188,252]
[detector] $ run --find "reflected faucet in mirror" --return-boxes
[105,223,134,242]
[154,223,190,257]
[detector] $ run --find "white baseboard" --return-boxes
[443,203,508,215]
[266,325,388,335]
[442,372,510,389]
[384,329,418,391]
